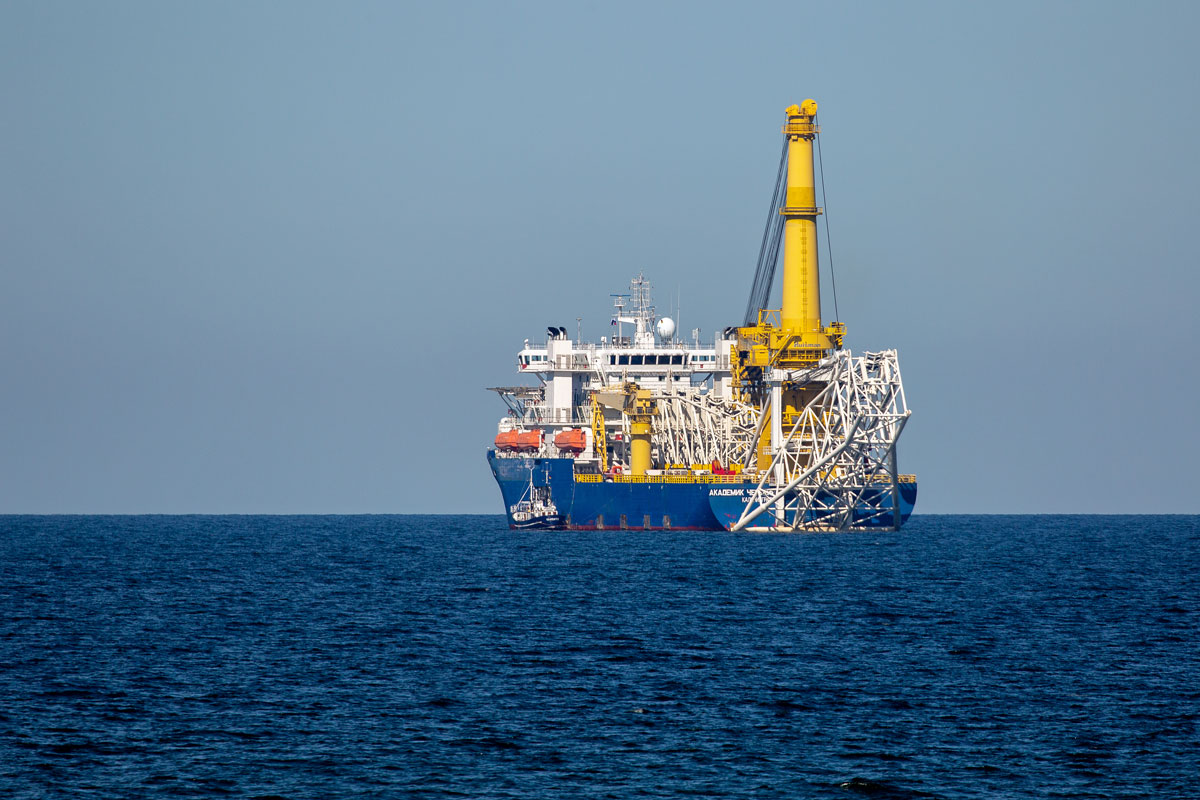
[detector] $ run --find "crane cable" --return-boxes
[743,136,788,326]
[815,118,840,323]
[744,117,842,326]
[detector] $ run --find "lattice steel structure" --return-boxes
[732,349,911,531]
[647,389,759,469]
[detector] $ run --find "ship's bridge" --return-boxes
[518,342,730,374]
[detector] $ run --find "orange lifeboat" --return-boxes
[514,430,543,452]
[494,430,518,451]
[554,428,587,454]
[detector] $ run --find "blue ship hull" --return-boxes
[489,451,723,530]
[707,482,917,530]
[488,451,917,531]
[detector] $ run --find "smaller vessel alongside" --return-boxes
[508,468,563,530]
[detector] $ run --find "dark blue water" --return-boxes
[2,515,1197,799]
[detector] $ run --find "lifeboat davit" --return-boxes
[554,428,587,454]
[494,430,519,451]
[514,430,543,452]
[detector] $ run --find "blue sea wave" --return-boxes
[1,514,1197,798]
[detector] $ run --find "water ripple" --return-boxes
[0,514,1197,798]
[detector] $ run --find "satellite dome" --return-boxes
[655,317,676,340]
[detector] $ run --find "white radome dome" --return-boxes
[656,317,676,340]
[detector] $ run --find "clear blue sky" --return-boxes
[2,1,1197,513]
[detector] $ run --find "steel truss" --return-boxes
[649,389,759,469]
[733,349,910,532]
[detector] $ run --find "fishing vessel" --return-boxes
[487,100,916,531]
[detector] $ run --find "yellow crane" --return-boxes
[733,100,849,469]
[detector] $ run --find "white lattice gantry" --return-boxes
[733,349,911,531]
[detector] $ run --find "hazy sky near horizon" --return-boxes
[2,1,1198,513]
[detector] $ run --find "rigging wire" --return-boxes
[744,141,786,324]
[815,119,840,322]
[743,136,788,326]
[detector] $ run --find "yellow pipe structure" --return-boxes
[780,99,823,339]
[630,420,652,476]
[590,393,608,473]
[597,382,657,476]
[629,388,655,476]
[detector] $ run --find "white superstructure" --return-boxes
[490,274,754,471]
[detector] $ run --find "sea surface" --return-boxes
[1,515,1198,799]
